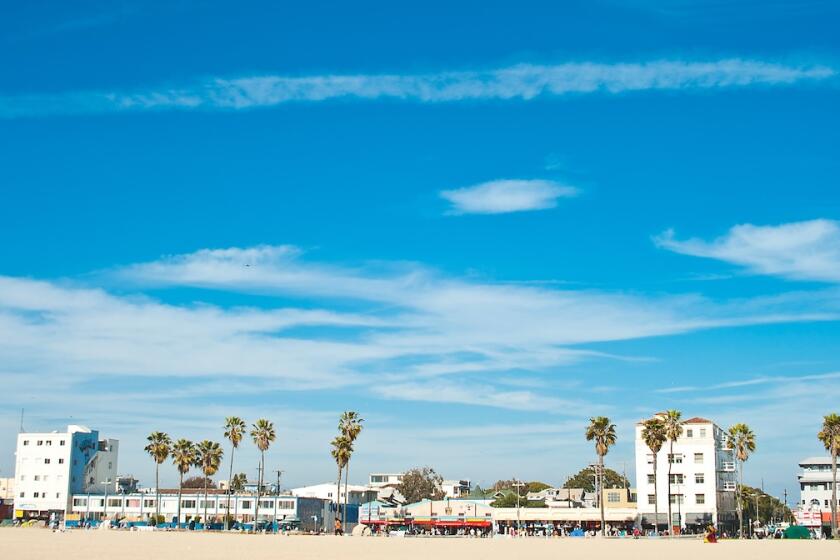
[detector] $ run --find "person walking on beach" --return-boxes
[334,518,343,536]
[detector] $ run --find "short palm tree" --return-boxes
[231,472,247,492]
[223,416,247,529]
[172,439,196,528]
[641,418,666,534]
[818,413,840,539]
[726,423,756,538]
[662,409,683,533]
[250,419,276,531]
[196,440,224,528]
[585,416,617,536]
[330,434,352,531]
[339,411,364,531]
[144,431,171,521]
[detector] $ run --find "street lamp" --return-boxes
[513,480,526,533]
[101,479,112,522]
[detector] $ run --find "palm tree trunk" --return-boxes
[254,452,263,533]
[226,445,235,530]
[832,452,838,539]
[155,462,160,521]
[177,472,184,529]
[653,453,659,534]
[204,475,208,529]
[666,440,673,534]
[343,461,350,532]
[599,454,605,536]
[335,465,342,534]
[736,459,743,538]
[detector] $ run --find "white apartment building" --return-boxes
[441,479,471,498]
[291,482,378,504]
[13,425,118,519]
[635,416,737,531]
[368,473,404,488]
[798,456,838,510]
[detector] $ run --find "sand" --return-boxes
[0,529,836,560]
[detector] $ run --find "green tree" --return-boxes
[490,480,552,494]
[143,431,171,520]
[726,423,756,538]
[563,467,630,492]
[330,434,352,530]
[585,416,617,536]
[818,413,840,539]
[490,491,547,508]
[641,417,667,534]
[195,440,224,527]
[223,416,247,530]
[338,411,364,532]
[397,467,445,503]
[171,438,196,527]
[230,473,247,492]
[662,410,683,532]
[250,419,276,531]
[739,485,792,528]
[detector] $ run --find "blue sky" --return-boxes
[1,0,839,499]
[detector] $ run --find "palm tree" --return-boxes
[726,423,756,538]
[250,419,276,532]
[223,417,247,529]
[662,409,683,533]
[641,418,666,534]
[585,416,617,536]
[818,413,840,539]
[338,411,364,532]
[330,435,352,532]
[231,473,247,492]
[196,440,224,528]
[143,432,171,522]
[172,439,196,528]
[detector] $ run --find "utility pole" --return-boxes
[273,470,283,496]
[513,480,526,532]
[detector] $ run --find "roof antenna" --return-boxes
[19,408,25,433]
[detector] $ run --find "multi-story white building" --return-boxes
[635,416,736,531]
[68,491,332,531]
[441,479,471,498]
[291,482,378,505]
[798,456,838,511]
[367,473,469,498]
[368,473,404,488]
[13,425,118,520]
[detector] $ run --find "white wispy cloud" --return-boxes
[440,179,578,214]
[656,219,840,283]
[0,59,834,118]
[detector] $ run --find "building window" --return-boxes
[278,500,295,509]
[60,440,66,446]
[46,440,52,446]
[695,473,704,484]
[240,500,252,509]
[699,429,706,438]
[694,453,703,464]
[696,494,705,505]
[686,429,693,438]
[669,474,684,484]
[37,440,43,446]
[668,454,683,464]
[607,492,621,503]
[181,500,196,509]
[647,494,656,505]
[44,458,51,464]
[647,474,655,484]
[646,454,654,465]
[58,458,64,464]
[144,500,155,508]
[19,492,24,498]
[19,475,25,481]
[34,492,40,498]
[74,498,87,507]
[108,498,122,507]
[34,475,40,481]
[669,494,684,505]
[23,440,29,446]
[723,481,736,491]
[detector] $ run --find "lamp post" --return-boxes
[513,480,526,533]
[101,479,112,522]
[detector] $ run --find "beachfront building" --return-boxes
[291,482,378,505]
[368,472,404,489]
[634,415,737,532]
[795,456,838,537]
[441,479,471,498]
[68,490,332,531]
[0,477,14,520]
[13,425,118,521]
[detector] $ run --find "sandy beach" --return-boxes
[1,530,837,560]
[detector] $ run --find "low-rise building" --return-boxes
[291,482,378,505]
[368,473,404,488]
[441,479,471,498]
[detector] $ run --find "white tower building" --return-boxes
[635,416,737,532]
[13,425,118,520]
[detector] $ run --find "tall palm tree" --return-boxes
[726,423,756,539]
[196,440,224,528]
[585,416,617,536]
[223,416,247,530]
[143,431,171,521]
[662,409,683,532]
[641,418,666,534]
[171,439,196,528]
[250,419,276,532]
[818,413,840,539]
[330,435,352,532]
[339,411,364,532]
